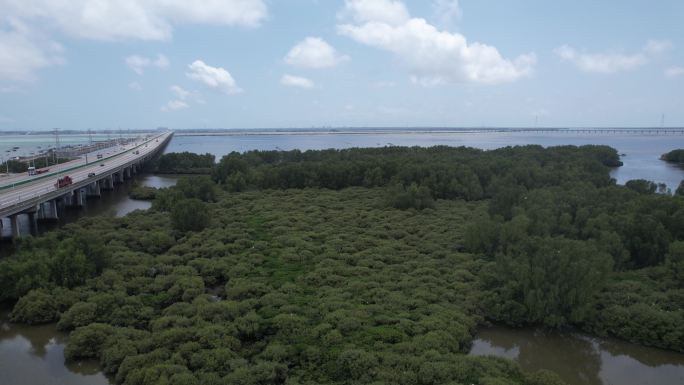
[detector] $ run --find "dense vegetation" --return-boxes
[662,149,684,163]
[155,152,215,174]
[129,185,159,200]
[1,145,683,385]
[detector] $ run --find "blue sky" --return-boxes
[0,0,683,130]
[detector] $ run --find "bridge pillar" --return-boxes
[39,200,60,221]
[10,215,20,238]
[35,203,45,220]
[72,189,86,207]
[102,175,114,190]
[87,182,101,197]
[27,212,38,236]
[62,192,73,207]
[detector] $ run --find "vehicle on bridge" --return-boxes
[28,167,50,176]
[97,154,103,159]
[54,176,73,189]
[88,172,96,177]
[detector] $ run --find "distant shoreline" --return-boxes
[1,127,684,136]
[175,128,684,137]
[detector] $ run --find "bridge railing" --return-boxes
[0,133,172,216]
[0,133,168,192]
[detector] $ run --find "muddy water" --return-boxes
[0,175,182,384]
[469,326,684,385]
[0,309,110,385]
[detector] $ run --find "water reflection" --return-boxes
[470,326,684,385]
[0,174,179,241]
[0,309,110,385]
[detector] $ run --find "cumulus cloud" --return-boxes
[665,66,684,78]
[125,54,169,75]
[337,0,535,85]
[1,0,266,81]
[160,85,203,112]
[128,81,142,90]
[2,0,268,41]
[554,40,672,73]
[160,99,188,112]
[284,37,348,69]
[432,0,462,26]
[186,60,242,94]
[170,85,191,99]
[170,85,204,103]
[338,0,410,26]
[0,19,65,82]
[644,40,673,55]
[280,74,315,89]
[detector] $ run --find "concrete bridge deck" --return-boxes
[0,132,172,236]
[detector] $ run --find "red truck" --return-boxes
[54,176,73,189]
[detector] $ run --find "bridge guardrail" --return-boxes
[0,133,169,192]
[0,133,172,217]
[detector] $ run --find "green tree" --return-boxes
[485,237,613,327]
[171,198,210,232]
[9,289,61,324]
[176,176,219,202]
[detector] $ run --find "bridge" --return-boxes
[0,132,173,239]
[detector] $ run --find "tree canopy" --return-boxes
[2,144,683,384]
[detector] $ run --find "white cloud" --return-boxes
[170,85,191,99]
[644,40,673,55]
[284,37,348,69]
[665,66,684,78]
[280,74,315,89]
[160,99,188,112]
[432,0,462,26]
[337,0,535,85]
[128,81,142,90]
[170,85,204,103]
[125,54,169,75]
[339,0,410,26]
[0,19,65,82]
[1,0,266,81]
[186,60,242,94]
[2,0,268,41]
[554,40,672,74]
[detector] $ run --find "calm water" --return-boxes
[167,132,684,190]
[470,326,684,385]
[0,309,110,385]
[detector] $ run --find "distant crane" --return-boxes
[660,113,665,129]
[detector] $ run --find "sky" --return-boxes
[0,0,683,131]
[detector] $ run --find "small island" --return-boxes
[661,149,684,164]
